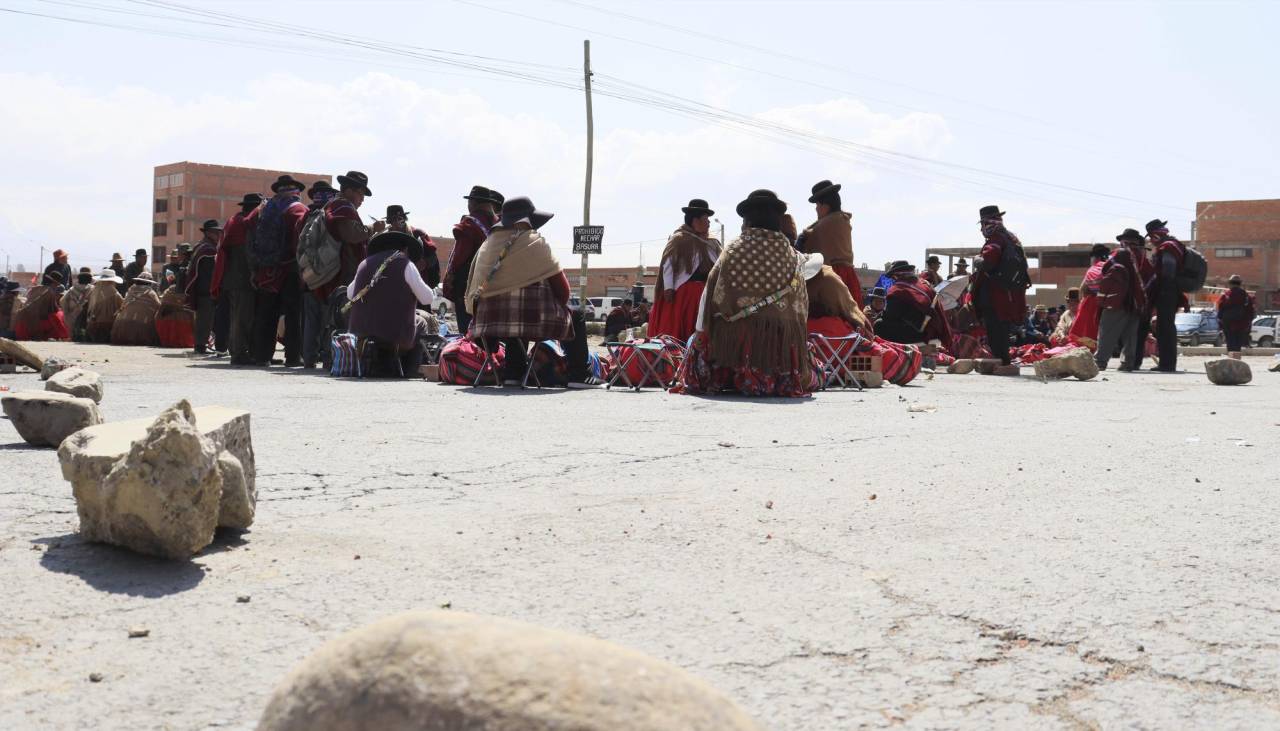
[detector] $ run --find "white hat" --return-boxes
[96,268,124,284]
[798,252,825,281]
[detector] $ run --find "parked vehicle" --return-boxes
[587,296,626,321]
[1252,315,1278,347]
[568,297,595,321]
[1174,310,1222,346]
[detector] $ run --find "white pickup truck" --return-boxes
[1251,315,1278,347]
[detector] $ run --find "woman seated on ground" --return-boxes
[675,189,822,397]
[61,267,94,342]
[86,268,124,343]
[465,196,590,387]
[111,271,161,346]
[874,260,953,352]
[806,265,924,386]
[345,230,435,375]
[13,278,69,341]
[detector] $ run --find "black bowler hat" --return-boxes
[681,198,714,216]
[491,190,505,207]
[200,218,222,232]
[1116,228,1143,243]
[134,248,147,258]
[735,189,787,218]
[336,170,372,196]
[307,180,335,199]
[886,260,916,275]
[1228,274,1243,284]
[870,286,886,299]
[270,174,305,193]
[807,179,841,203]
[955,258,969,268]
[925,255,941,265]
[1090,243,1111,259]
[499,196,554,230]
[237,192,264,208]
[463,185,501,204]
[1144,219,1168,234]
[979,205,1005,219]
[386,204,409,219]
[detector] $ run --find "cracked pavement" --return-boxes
[2,342,1279,730]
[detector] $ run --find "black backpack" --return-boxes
[1176,246,1207,293]
[989,237,1031,291]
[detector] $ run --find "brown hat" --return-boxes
[336,170,372,196]
[1228,274,1243,284]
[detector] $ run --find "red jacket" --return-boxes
[443,215,492,301]
[1216,287,1255,334]
[973,227,1027,323]
[211,209,254,299]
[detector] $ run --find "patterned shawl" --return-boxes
[656,225,720,298]
[706,227,810,372]
[464,227,562,313]
[806,265,871,333]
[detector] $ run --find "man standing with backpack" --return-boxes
[1145,219,1188,372]
[298,180,339,369]
[250,175,308,366]
[971,205,1029,371]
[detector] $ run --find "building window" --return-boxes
[176,220,183,235]
[177,195,183,211]
[169,173,184,187]
[153,222,167,237]
[155,198,168,213]
[1214,247,1252,258]
[156,175,168,189]
[153,246,167,264]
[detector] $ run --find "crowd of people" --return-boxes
[0,173,1260,397]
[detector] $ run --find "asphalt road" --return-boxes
[2,343,1278,730]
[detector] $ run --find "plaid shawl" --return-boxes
[706,227,809,372]
[464,227,563,314]
[471,279,572,341]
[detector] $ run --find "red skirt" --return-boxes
[1068,295,1101,348]
[15,311,68,341]
[830,263,865,309]
[648,280,705,344]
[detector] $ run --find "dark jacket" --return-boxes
[347,250,417,350]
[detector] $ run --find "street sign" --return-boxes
[572,225,604,255]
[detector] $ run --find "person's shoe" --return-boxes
[1117,364,1134,372]
[302,362,317,370]
[230,356,255,366]
[284,358,303,368]
[270,358,284,366]
[566,380,602,389]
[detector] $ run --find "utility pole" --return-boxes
[579,39,593,312]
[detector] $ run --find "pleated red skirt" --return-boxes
[830,263,865,308]
[648,280,705,344]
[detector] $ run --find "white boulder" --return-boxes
[2,391,103,447]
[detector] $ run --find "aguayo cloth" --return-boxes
[806,316,923,386]
[465,228,563,314]
[1068,260,1106,349]
[656,225,721,299]
[470,279,573,341]
[704,227,811,374]
[111,285,161,346]
[1098,248,1146,314]
[882,278,953,350]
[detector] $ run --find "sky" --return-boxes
[0,0,1276,274]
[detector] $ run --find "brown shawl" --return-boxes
[111,284,161,345]
[61,283,91,330]
[806,265,871,334]
[87,281,124,327]
[799,211,853,266]
[464,227,562,313]
[12,285,58,334]
[656,225,720,299]
[705,227,809,372]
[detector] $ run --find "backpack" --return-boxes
[249,196,294,270]
[989,237,1031,291]
[297,208,344,290]
[1176,246,1207,293]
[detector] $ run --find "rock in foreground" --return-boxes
[45,367,104,403]
[58,401,256,558]
[1206,358,1252,385]
[1033,347,1099,381]
[2,391,102,447]
[257,610,762,731]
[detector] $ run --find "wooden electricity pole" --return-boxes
[579,39,593,312]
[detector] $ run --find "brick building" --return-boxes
[151,162,331,272]
[1193,199,1280,309]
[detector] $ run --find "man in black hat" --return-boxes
[953,258,969,277]
[1145,218,1186,371]
[214,192,264,363]
[251,176,310,366]
[187,219,222,354]
[875,260,953,351]
[971,205,1029,370]
[444,185,502,333]
[124,248,149,289]
[922,255,943,286]
[386,204,441,289]
[1216,274,1255,359]
[298,180,339,368]
[863,285,886,323]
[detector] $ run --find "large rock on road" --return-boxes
[1,391,102,447]
[257,610,763,731]
[44,367,104,403]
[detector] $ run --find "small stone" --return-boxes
[44,367,104,403]
[89,672,104,683]
[869,494,877,500]
[353,555,361,560]
[1205,358,1252,385]
[765,500,773,510]
[717,441,734,448]
[237,595,251,604]
[256,611,762,731]
[39,356,73,380]
[128,627,149,638]
[1137,644,1145,652]
[439,601,452,609]
[947,359,975,375]
[1,391,103,448]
